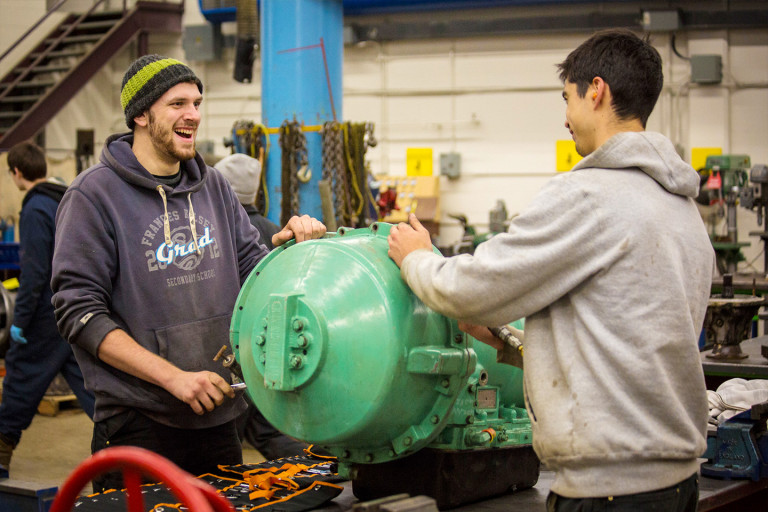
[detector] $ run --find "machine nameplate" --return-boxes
[477,388,497,409]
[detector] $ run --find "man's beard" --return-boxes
[148,111,196,162]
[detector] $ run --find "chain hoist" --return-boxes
[229,120,270,215]
[321,121,353,227]
[343,122,378,225]
[279,120,307,225]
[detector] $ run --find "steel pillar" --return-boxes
[261,0,343,225]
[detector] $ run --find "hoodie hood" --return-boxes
[23,181,67,208]
[101,132,208,195]
[572,131,700,198]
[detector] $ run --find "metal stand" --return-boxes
[705,274,764,360]
[352,445,540,510]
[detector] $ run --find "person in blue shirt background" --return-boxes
[1,141,95,477]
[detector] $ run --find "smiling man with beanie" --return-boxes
[51,54,325,491]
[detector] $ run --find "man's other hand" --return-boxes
[273,215,327,246]
[387,213,433,267]
[167,370,235,415]
[458,322,502,350]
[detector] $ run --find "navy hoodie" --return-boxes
[14,182,67,341]
[52,133,268,427]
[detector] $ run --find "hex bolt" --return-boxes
[454,334,463,344]
[403,437,413,446]
[441,378,450,388]
[292,318,304,332]
[262,318,268,329]
[259,353,266,365]
[364,454,374,462]
[290,355,304,369]
[297,335,309,348]
[430,415,440,424]
[254,335,265,346]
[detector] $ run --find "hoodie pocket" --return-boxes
[155,314,232,373]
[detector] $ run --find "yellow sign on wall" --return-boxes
[406,148,433,176]
[691,147,722,171]
[555,140,582,172]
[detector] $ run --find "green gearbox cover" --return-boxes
[231,223,476,464]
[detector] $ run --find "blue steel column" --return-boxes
[261,0,343,225]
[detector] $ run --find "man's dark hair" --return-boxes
[7,141,46,181]
[557,28,663,128]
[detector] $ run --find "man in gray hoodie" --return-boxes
[388,29,714,511]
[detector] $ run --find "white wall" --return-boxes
[3,0,768,272]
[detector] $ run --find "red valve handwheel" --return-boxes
[50,446,234,512]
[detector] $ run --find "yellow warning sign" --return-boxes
[691,147,722,171]
[556,140,582,172]
[406,148,434,176]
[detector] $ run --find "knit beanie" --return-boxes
[120,54,203,129]
[216,153,261,205]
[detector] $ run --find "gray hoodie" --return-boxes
[401,131,715,497]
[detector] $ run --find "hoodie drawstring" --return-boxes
[156,186,201,255]
[187,193,201,254]
[156,186,173,247]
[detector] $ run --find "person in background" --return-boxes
[215,152,309,459]
[388,29,714,512]
[1,141,95,478]
[216,153,280,250]
[51,54,325,492]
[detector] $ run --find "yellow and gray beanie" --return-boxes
[120,54,203,129]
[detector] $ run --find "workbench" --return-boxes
[701,335,768,389]
[314,470,768,511]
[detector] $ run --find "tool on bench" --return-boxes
[701,400,768,480]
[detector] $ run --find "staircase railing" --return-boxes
[0,0,69,66]
[0,0,110,103]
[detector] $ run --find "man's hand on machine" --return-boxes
[387,213,433,267]
[166,370,236,415]
[273,214,327,246]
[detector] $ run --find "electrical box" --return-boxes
[439,152,461,180]
[183,24,222,62]
[691,55,723,85]
[641,10,680,32]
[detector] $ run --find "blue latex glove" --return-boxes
[10,325,27,344]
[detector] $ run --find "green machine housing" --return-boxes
[230,223,539,508]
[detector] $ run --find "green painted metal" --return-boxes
[231,222,531,467]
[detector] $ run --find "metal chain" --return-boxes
[279,120,304,225]
[321,121,350,226]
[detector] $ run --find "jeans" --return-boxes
[547,473,699,512]
[91,409,242,492]
[0,332,94,444]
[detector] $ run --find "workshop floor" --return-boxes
[11,404,265,495]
